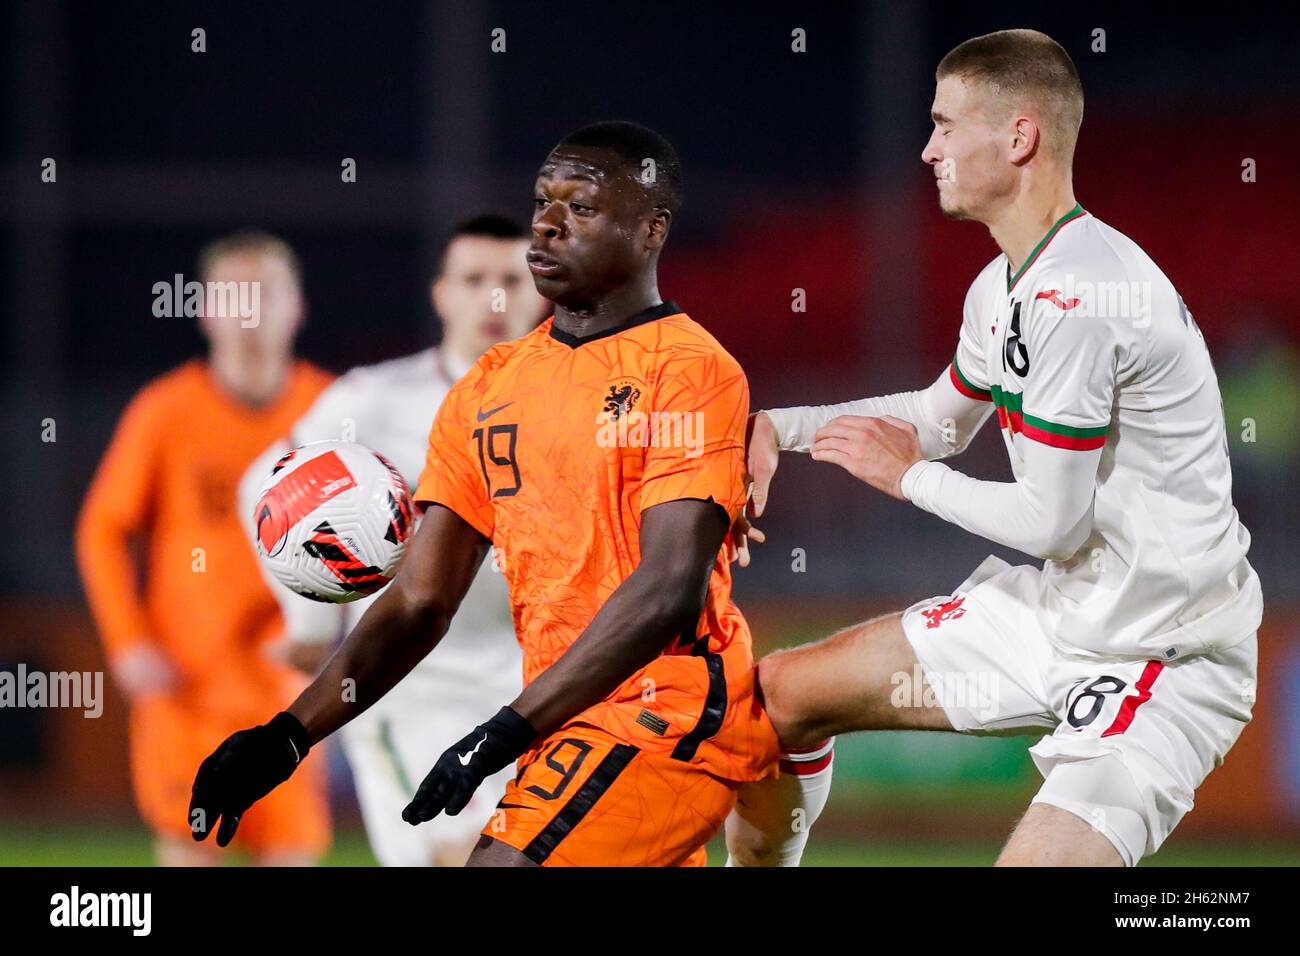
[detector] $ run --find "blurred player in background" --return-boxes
[740,29,1261,867]
[77,232,334,866]
[240,214,545,866]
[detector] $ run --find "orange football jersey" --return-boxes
[77,359,334,717]
[415,301,777,784]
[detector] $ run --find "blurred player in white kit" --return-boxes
[241,214,546,865]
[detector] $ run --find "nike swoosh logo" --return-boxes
[458,734,488,766]
[476,402,514,422]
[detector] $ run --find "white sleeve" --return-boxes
[901,441,1099,561]
[901,285,1116,562]
[238,377,373,646]
[764,368,994,458]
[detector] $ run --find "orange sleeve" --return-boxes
[413,376,494,540]
[75,384,165,657]
[639,347,750,522]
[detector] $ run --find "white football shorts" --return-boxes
[901,555,1257,866]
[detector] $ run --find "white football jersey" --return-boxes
[952,206,1261,660]
[241,348,522,706]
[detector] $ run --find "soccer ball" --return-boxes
[251,440,414,603]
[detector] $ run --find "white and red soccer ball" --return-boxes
[252,440,414,603]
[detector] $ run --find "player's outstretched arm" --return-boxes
[810,295,1115,562]
[748,365,993,520]
[762,364,994,460]
[399,497,727,826]
[188,503,489,846]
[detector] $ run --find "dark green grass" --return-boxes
[1,826,1295,867]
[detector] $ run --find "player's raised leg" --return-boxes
[759,612,953,748]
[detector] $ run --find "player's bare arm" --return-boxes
[398,496,731,833]
[188,503,488,846]
[510,497,730,736]
[284,503,490,742]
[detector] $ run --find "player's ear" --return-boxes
[1009,115,1039,165]
[645,208,672,251]
[431,275,446,316]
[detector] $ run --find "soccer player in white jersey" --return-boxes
[240,215,547,866]
[729,29,1262,867]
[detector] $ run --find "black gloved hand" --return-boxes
[402,706,537,825]
[189,711,311,847]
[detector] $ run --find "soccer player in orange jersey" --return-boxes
[189,122,781,866]
[77,232,333,866]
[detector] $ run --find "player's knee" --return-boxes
[725,830,783,867]
[723,798,793,867]
[756,651,819,750]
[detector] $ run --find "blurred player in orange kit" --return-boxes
[76,232,334,866]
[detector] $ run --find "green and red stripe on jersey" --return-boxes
[1007,203,1088,293]
[988,383,1108,451]
[948,354,1107,450]
[949,356,992,401]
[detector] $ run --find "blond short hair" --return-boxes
[937,29,1084,163]
[197,230,302,285]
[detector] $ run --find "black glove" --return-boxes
[189,711,311,847]
[402,706,536,825]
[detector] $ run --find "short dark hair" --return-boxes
[435,213,530,276]
[554,120,683,217]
